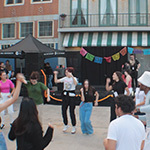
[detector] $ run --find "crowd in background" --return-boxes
[0,53,150,150]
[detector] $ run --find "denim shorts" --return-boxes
[0,132,7,150]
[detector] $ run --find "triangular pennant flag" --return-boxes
[112,52,120,61]
[143,49,150,55]
[80,48,87,56]
[133,49,143,54]
[104,56,111,63]
[94,56,103,64]
[120,47,127,56]
[85,53,95,61]
[128,47,134,54]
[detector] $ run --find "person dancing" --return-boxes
[8,97,54,150]
[0,73,27,150]
[0,71,15,129]
[54,67,78,134]
[106,71,130,121]
[24,71,50,122]
[80,79,99,135]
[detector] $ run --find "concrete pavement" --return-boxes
[2,97,110,150]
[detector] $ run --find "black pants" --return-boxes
[110,98,116,122]
[62,95,76,126]
[131,71,138,89]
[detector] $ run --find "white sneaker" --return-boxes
[71,126,76,134]
[63,125,69,132]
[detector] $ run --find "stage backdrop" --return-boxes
[81,47,128,85]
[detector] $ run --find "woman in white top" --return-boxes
[54,67,78,134]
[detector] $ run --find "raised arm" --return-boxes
[32,124,54,150]
[0,74,27,112]
[53,71,62,83]
[105,78,113,91]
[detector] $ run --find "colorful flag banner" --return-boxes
[112,52,120,61]
[85,53,95,61]
[94,56,103,64]
[80,48,87,56]
[120,47,127,56]
[143,49,150,55]
[104,56,111,63]
[133,49,143,54]
[128,47,134,54]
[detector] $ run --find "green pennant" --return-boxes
[85,53,95,61]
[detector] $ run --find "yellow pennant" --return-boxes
[112,52,120,61]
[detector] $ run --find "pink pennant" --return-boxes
[104,56,111,63]
[80,48,88,57]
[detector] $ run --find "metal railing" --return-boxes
[59,13,149,28]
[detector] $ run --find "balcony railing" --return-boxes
[59,13,149,28]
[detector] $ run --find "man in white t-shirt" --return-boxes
[54,67,78,134]
[104,95,145,150]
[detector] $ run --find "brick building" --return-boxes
[0,0,59,70]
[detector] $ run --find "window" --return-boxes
[20,22,33,37]
[32,0,52,3]
[1,44,12,49]
[71,0,88,26]
[129,0,147,25]
[45,43,55,49]
[38,21,53,37]
[100,0,117,26]
[3,23,15,39]
[5,0,24,5]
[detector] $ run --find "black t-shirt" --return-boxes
[0,68,8,74]
[111,80,127,95]
[44,66,53,75]
[83,87,96,102]
[9,123,53,150]
[129,59,139,72]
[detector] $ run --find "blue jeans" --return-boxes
[0,132,7,150]
[47,75,53,89]
[79,102,93,134]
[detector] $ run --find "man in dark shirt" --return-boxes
[0,62,8,77]
[44,63,53,90]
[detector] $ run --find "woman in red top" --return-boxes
[124,69,132,95]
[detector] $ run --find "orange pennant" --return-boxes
[120,47,127,56]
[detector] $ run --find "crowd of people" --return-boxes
[0,54,150,150]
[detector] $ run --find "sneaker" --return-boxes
[71,126,76,134]
[0,124,5,129]
[63,125,69,132]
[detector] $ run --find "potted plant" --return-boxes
[60,13,67,21]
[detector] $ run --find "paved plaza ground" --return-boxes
[2,97,110,150]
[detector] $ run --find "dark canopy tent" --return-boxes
[0,34,66,78]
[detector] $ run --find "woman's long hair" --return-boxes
[13,97,41,136]
[83,79,94,96]
[115,71,123,82]
[112,71,124,86]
